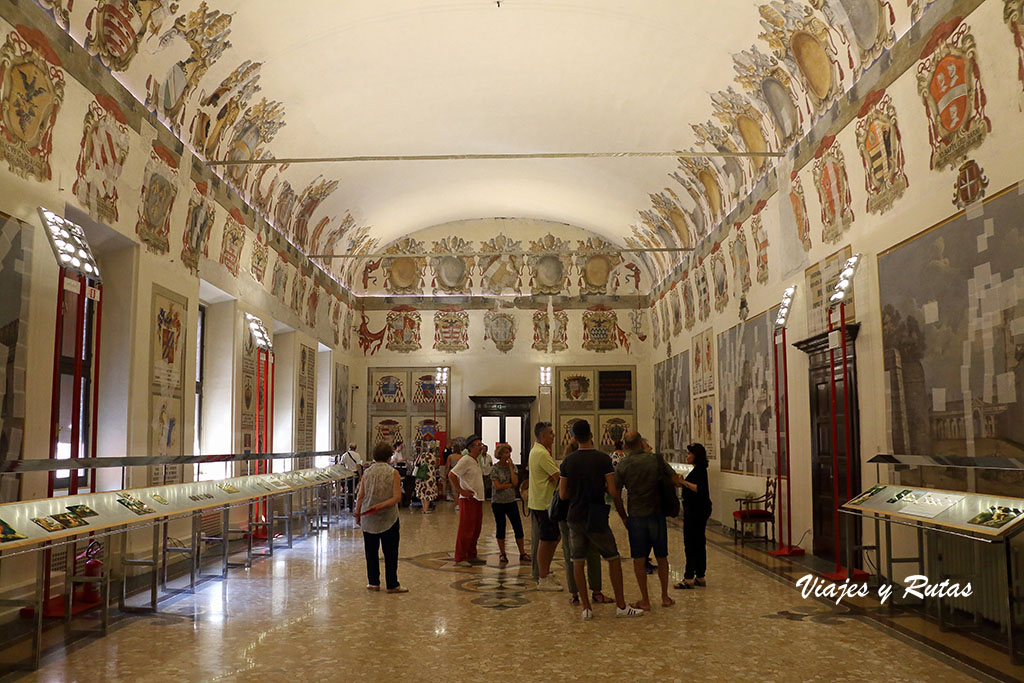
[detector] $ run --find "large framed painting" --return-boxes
[598,414,632,452]
[370,416,408,449]
[558,414,593,458]
[371,370,408,408]
[878,184,1024,496]
[333,362,349,449]
[558,369,595,412]
[654,351,690,460]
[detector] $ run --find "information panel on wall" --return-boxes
[149,285,187,485]
[295,343,316,453]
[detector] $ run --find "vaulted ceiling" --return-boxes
[52,0,914,282]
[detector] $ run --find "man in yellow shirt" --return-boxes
[528,422,562,591]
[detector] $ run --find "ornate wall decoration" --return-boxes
[650,305,661,349]
[145,3,233,134]
[629,309,647,342]
[677,157,725,226]
[358,312,386,356]
[290,276,307,316]
[789,171,813,251]
[478,234,524,295]
[250,231,269,283]
[691,120,748,200]
[730,224,752,295]
[527,234,571,295]
[1008,1,1024,99]
[733,45,804,149]
[330,299,342,347]
[314,212,356,259]
[342,306,353,352]
[273,182,297,235]
[681,275,697,331]
[916,20,991,171]
[86,0,174,71]
[434,307,470,353]
[648,190,695,249]
[219,209,247,277]
[74,95,129,223]
[430,237,474,294]
[576,237,622,296]
[290,179,339,251]
[136,144,179,255]
[386,305,421,353]
[181,182,215,275]
[855,91,908,215]
[751,211,770,284]
[710,246,730,313]
[759,1,845,114]
[270,255,288,300]
[224,98,286,188]
[582,305,628,353]
[189,60,262,159]
[531,309,568,352]
[659,295,672,340]
[484,310,517,353]
[383,238,426,295]
[812,0,895,75]
[707,87,772,181]
[812,136,854,244]
[305,286,320,329]
[670,285,683,337]
[695,260,711,322]
[952,159,989,209]
[0,26,65,181]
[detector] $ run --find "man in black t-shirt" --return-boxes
[558,419,643,621]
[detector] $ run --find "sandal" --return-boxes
[570,594,581,606]
[366,584,381,591]
[386,586,409,594]
[519,552,531,562]
[673,581,694,590]
[591,591,614,604]
[499,553,509,564]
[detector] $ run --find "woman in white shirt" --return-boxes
[355,442,408,593]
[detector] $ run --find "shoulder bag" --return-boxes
[657,454,681,518]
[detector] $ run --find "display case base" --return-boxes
[822,567,870,582]
[769,545,805,557]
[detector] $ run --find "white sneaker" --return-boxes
[581,608,593,621]
[454,560,472,568]
[616,605,645,618]
[536,576,563,592]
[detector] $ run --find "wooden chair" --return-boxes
[732,478,776,546]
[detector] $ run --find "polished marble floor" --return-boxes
[15,502,992,682]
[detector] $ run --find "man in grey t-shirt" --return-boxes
[613,430,681,610]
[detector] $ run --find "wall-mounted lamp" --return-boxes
[38,208,102,281]
[774,285,796,329]
[245,313,273,351]
[828,253,861,307]
[539,366,552,386]
[434,366,449,385]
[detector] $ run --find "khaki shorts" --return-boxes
[567,521,619,562]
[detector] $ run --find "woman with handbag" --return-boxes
[414,449,439,514]
[676,442,712,589]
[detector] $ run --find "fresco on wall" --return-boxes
[916,19,991,172]
[598,415,632,451]
[653,351,690,460]
[559,415,590,455]
[952,159,989,209]
[812,136,854,245]
[85,0,175,71]
[74,96,129,223]
[1008,1,1024,99]
[527,234,571,295]
[385,305,421,353]
[383,238,426,295]
[692,328,715,396]
[358,311,386,356]
[0,25,65,182]
[219,208,246,277]
[710,246,729,313]
[650,305,660,349]
[290,276,307,317]
[291,178,338,252]
[695,261,711,322]
[856,90,909,215]
[181,182,215,275]
[670,286,683,337]
[270,255,288,299]
[412,374,440,407]
[136,144,179,255]
[372,371,406,406]
[341,306,352,352]
[733,45,804,149]
[371,416,407,448]
[225,98,286,188]
[250,231,269,283]
[189,59,262,160]
[0,215,31,501]
[430,237,473,295]
[484,310,517,353]
[434,307,469,353]
[814,0,895,75]
[576,237,622,296]
[751,211,770,284]
[682,275,696,330]
[730,225,752,296]
[333,362,349,450]
[629,309,647,342]
[879,184,1024,496]
[789,171,813,251]
[478,234,523,295]
[532,309,568,352]
[305,286,319,329]
[717,308,779,475]
[582,305,627,353]
[144,2,233,135]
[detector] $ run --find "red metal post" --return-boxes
[69,274,87,496]
[772,330,783,552]
[782,327,796,555]
[89,282,102,493]
[48,268,66,498]
[840,302,853,504]
[828,308,841,575]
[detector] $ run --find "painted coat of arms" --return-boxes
[374,375,405,404]
[181,182,215,274]
[681,275,696,330]
[189,60,262,160]
[383,238,426,295]
[484,310,517,354]
[952,159,989,209]
[0,26,65,181]
[434,307,469,353]
[855,91,908,215]
[532,309,568,352]
[270,255,288,300]
[789,172,812,252]
[291,179,338,252]
[290,276,307,316]
[86,0,173,72]
[386,305,421,352]
[305,286,319,329]
[250,231,269,283]
[710,246,729,314]
[136,144,179,255]
[650,305,660,349]
[430,237,474,295]
[695,261,711,322]
[562,374,591,401]
[758,2,844,114]
[225,99,285,189]
[478,234,523,295]
[341,306,352,351]
[74,96,129,223]
[916,19,991,171]
[812,136,854,244]
[732,45,804,149]
[659,296,671,343]
[582,305,628,353]
[670,286,683,338]
[528,235,571,296]
[576,238,622,296]
[751,210,770,284]
[1008,1,1024,101]
[729,225,752,297]
[219,208,247,277]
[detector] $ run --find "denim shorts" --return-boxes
[567,521,619,562]
[627,514,668,559]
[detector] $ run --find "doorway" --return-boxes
[470,396,534,465]
[795,324,860,559]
